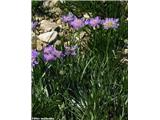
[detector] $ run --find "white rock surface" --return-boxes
[40,20,57,32]
[37,30,58,43]
[54,40,62,47]
[36,39,47,51]
[43,0,59,8]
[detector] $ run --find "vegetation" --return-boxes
[32,1,128,120]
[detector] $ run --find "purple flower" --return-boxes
[43,45,62,61]
[69,18,85,30]
[61,13,76,23]
[32,21,38,30]
[64,45,78,56]
[32,50,38,67]
[102,18,119,29]
[87,16,101,27]
[84,19,90,25]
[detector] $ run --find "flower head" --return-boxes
[64,45,78,56]
[61,13,76,23]
[43,45,62,61]
[32,49,38,67]
[32,21,38,30]
[84,19,90,25]
[87,16,101,27]
[69,18,85,30]
[102,18,119,29]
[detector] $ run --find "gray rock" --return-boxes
[36,39,47,51]
[32,34,38,49]
[50,7,62,15]
[80,31,86,39]
[54,40,62,47]
[37,30,58,43]
[43,0,59,8]
[40,20,58,32]
[83,13,90,19]
[56,19,62,25]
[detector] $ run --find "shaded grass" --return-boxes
[32,50,127,119]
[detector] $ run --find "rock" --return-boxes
[50,7,62,15]
[36,39,47,51]
[40,20,58,32]
[56,19,62,25]
[35,30,40,35]
[32,31,36,37]
[58,32,63,37]
[43,0,59,8]
[32,35,38,49]
[123,49,128,55]
[83,13,90,19]
[39,29,44,34]
[35,16,43,21]
[37,30,58,43]
[32,38,47,51]
[80,31,86,39]
[59,70,65,75]
[54,40,62,47]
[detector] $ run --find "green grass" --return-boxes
[32,1,128,120]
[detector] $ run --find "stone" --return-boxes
[32,31,37,48]
[83,13,90,19]
[32,31,36,37]
[58,32,63,37]
[36,39,47,51]
[124,49,128,55]
[59,70,65,75]
[37,30,58,43]
[40,20,58,32]
[80,31,86,39]
[50,7,62,15]
[32,35,38,49]
[35,16,43,21]
[54,40,62,47]
[56,19,62,25]
[43,0,59,8]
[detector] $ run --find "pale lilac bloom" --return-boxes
[32,49,38,67]
[32,21,38,30]
[88,16,101,27]
[43,46,55,61]
[52,47,62,58]
[69,18,85,30]
[43,45,62,61]
[61,13,76,23]
[64,45,78,56]
[84,19,90,25]
[102,18,119,29]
